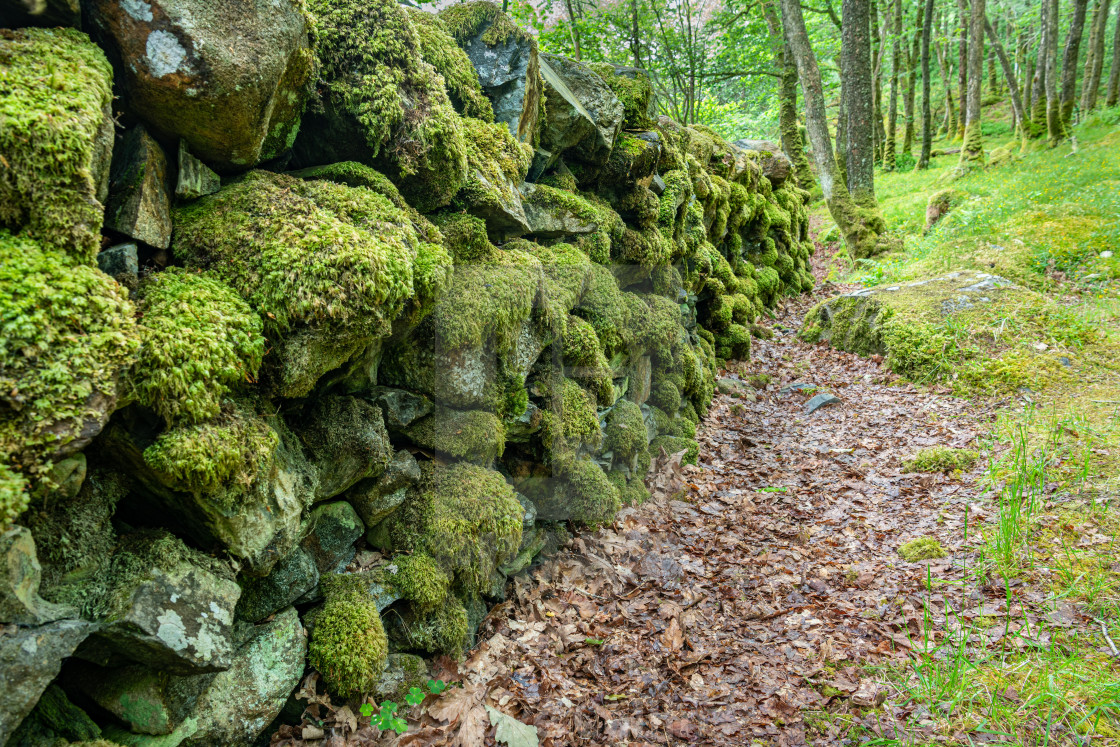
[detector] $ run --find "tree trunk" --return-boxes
[842,0,878,202]
[1079,0,1106,110]
[985,16,1027,144]
[959,0,986,164]
[936,37,959,135]
[764,0,816,190]
[1031,3,1049,136]
[564,0,582,60]
[836,82,848,186]
[780,0,885,257]
[886,0,902,169]
[630,0,644,67]
[903,1,922,153]
[918,0,935,167]
[1060,0,1090,125]
[987,19,999,94]
[1044,0,1062,144]
[957,0,969,138]
[1109,8,1120,105]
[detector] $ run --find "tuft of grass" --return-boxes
[897,537,948,561]
[903,446,979,473]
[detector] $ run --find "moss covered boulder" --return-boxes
[307,572,388,698]
[86,0,314,171]
[538,53,624,168]
[455,116,534,239]
[587,63,656,130]
[440,1,543,145]
[407,7,494,121]
[294,0,468,212]
[0,27,114,261]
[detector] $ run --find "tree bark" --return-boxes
[564,0,581,60]
[1109,8,1120,105]
[987,19,1000,94]
[842,0,878,202]
[1079,0,1106,109]
[903,1,922,153]
[780,0,886,256]
[1031,2,1049,136]
[763,0,816,190]
[1060,0,1090,125]
[1044,0,1062,144]
[886,0,902,169]
[957,0,970,138]
[958,0,986,164]
[985,16,1027,143]
[918,0,935,167]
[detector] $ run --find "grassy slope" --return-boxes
[811,108,1120,744]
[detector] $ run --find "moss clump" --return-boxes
[390,553,450,611]
[540,377,602,454]
[556,456,621,526]
[454,117,533,218]
[142,404,278,494]
[309,572,389,698]
[132,269,264,426]
[588,63,654,129]
[402,406,506,464]
[897,537,947,562]
[0,232,139,511]
[407,8,494,121]
[650,435,699,466]
[431,211,494,263]
[573,265,633,357]
[561,315,613,403]
[0,27,113,262]
[604,400,648,462]
[173,171,418,339]
[393,594,471,655]
[385,462,522,593]
[649,379,682,414]
[305,0,468,212]
[902,447,979,473]
[0,459,29,532]
[523,241,592,321]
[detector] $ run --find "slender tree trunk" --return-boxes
[1084,0,1111,109]
[1060,0,1091,125]
[1109,8,1120,105]
[871,0,886,164]
[836,83,848,186]
[937,38,959,135]
[1044,0,1062,144]
[764,0,816,190]
[886,0,902,169]
[780,0,885,256]
[903,2,922,153]
[958,0,970,138]
[918,0,936,167]
[959,0,986,164]
[843,0,878,201]
[630,0,644,67]
[987,19,1000,94]
[564,0,581,60]
[1031,3,1049,136]
[986,16,1028,144]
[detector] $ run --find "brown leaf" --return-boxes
[663,617,684,652]
[451,706,489,747]
[428,685,483,726]
[668,719,698,740]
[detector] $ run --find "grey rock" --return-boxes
[267,325,374,400]
[0,526,74,626]
[293,395,392,500]
[779,382,815,394]
[93,530,240,675]
[236,546,318,623]
[505,401,542,443]
[374,653,428,704]
[444,5,542,144]
[175,142,221,200]
[538,53,623,167]
[347,450,421,528]
[86,0,313,171]
[301,501,365,576]
[650,173,667,196]
[462,161,532,242]
[0,619,93,745]
[734,139,793,189]
[517,493,537,529]
[521,182,598,239]
[805,393,842,414]
[105,126,172,249]
[370,387,433,431]
[0,0,80,27]
[97,243,140,290]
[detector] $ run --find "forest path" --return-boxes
[404,264,1006,746]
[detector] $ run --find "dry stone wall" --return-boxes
[0,0,813,742]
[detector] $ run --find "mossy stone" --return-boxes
[308,573,389,698]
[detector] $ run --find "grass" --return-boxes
[805,104,1120,746]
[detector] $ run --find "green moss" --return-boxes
[385,462,522,593]
[431,211,494,262]
[649,379,682,414]
[897,537,947,562]
[588,63,653,129]
[390,553,450,611]
[541,377,602,454]
[903,447,979,473]
[132,269,264,426]
[454,117,533,217]
[0,459,28,533]
[307,0,468,212]
[650,435,699,466]
[407,7,494,121]
[309,572,389,698]
[523,241,592,321]
[393,593,470,655]
[402,406,506,464]
[142,403,278,495]
[556,455,621,526]
[604,400,647,461]
[0,27,113,262]
[0,232,139,509]
[440,1,532,48]
[173,171,418,339]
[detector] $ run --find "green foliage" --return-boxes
[360,700,408,734]
[0,27,113,261]
[309,572,389,698]
[133,269,264,426]
[903,447,979,474]
[897,537,947,562]
[407,7,495,121]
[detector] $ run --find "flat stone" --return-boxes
[521,183,598,239]
[0,526,74,625]
[174,142,220,200]
[804,393,842,414]
[105,126,172,249]
[369,387,433,431]
[236,546,318,623]
[734,139,793,189]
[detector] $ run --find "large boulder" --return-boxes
[440,1,543,145]
[454,117,533,240]
[587,62,656,130]
[104,126,172,249]
[85,0,314,171]
[734,139,793,189]
[293,0,468,213]
[89,530,240,674]
[0,27,114,261]
[539,53,623,168]
[0,619,94,745]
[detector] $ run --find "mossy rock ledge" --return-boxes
[0,1,820,742]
